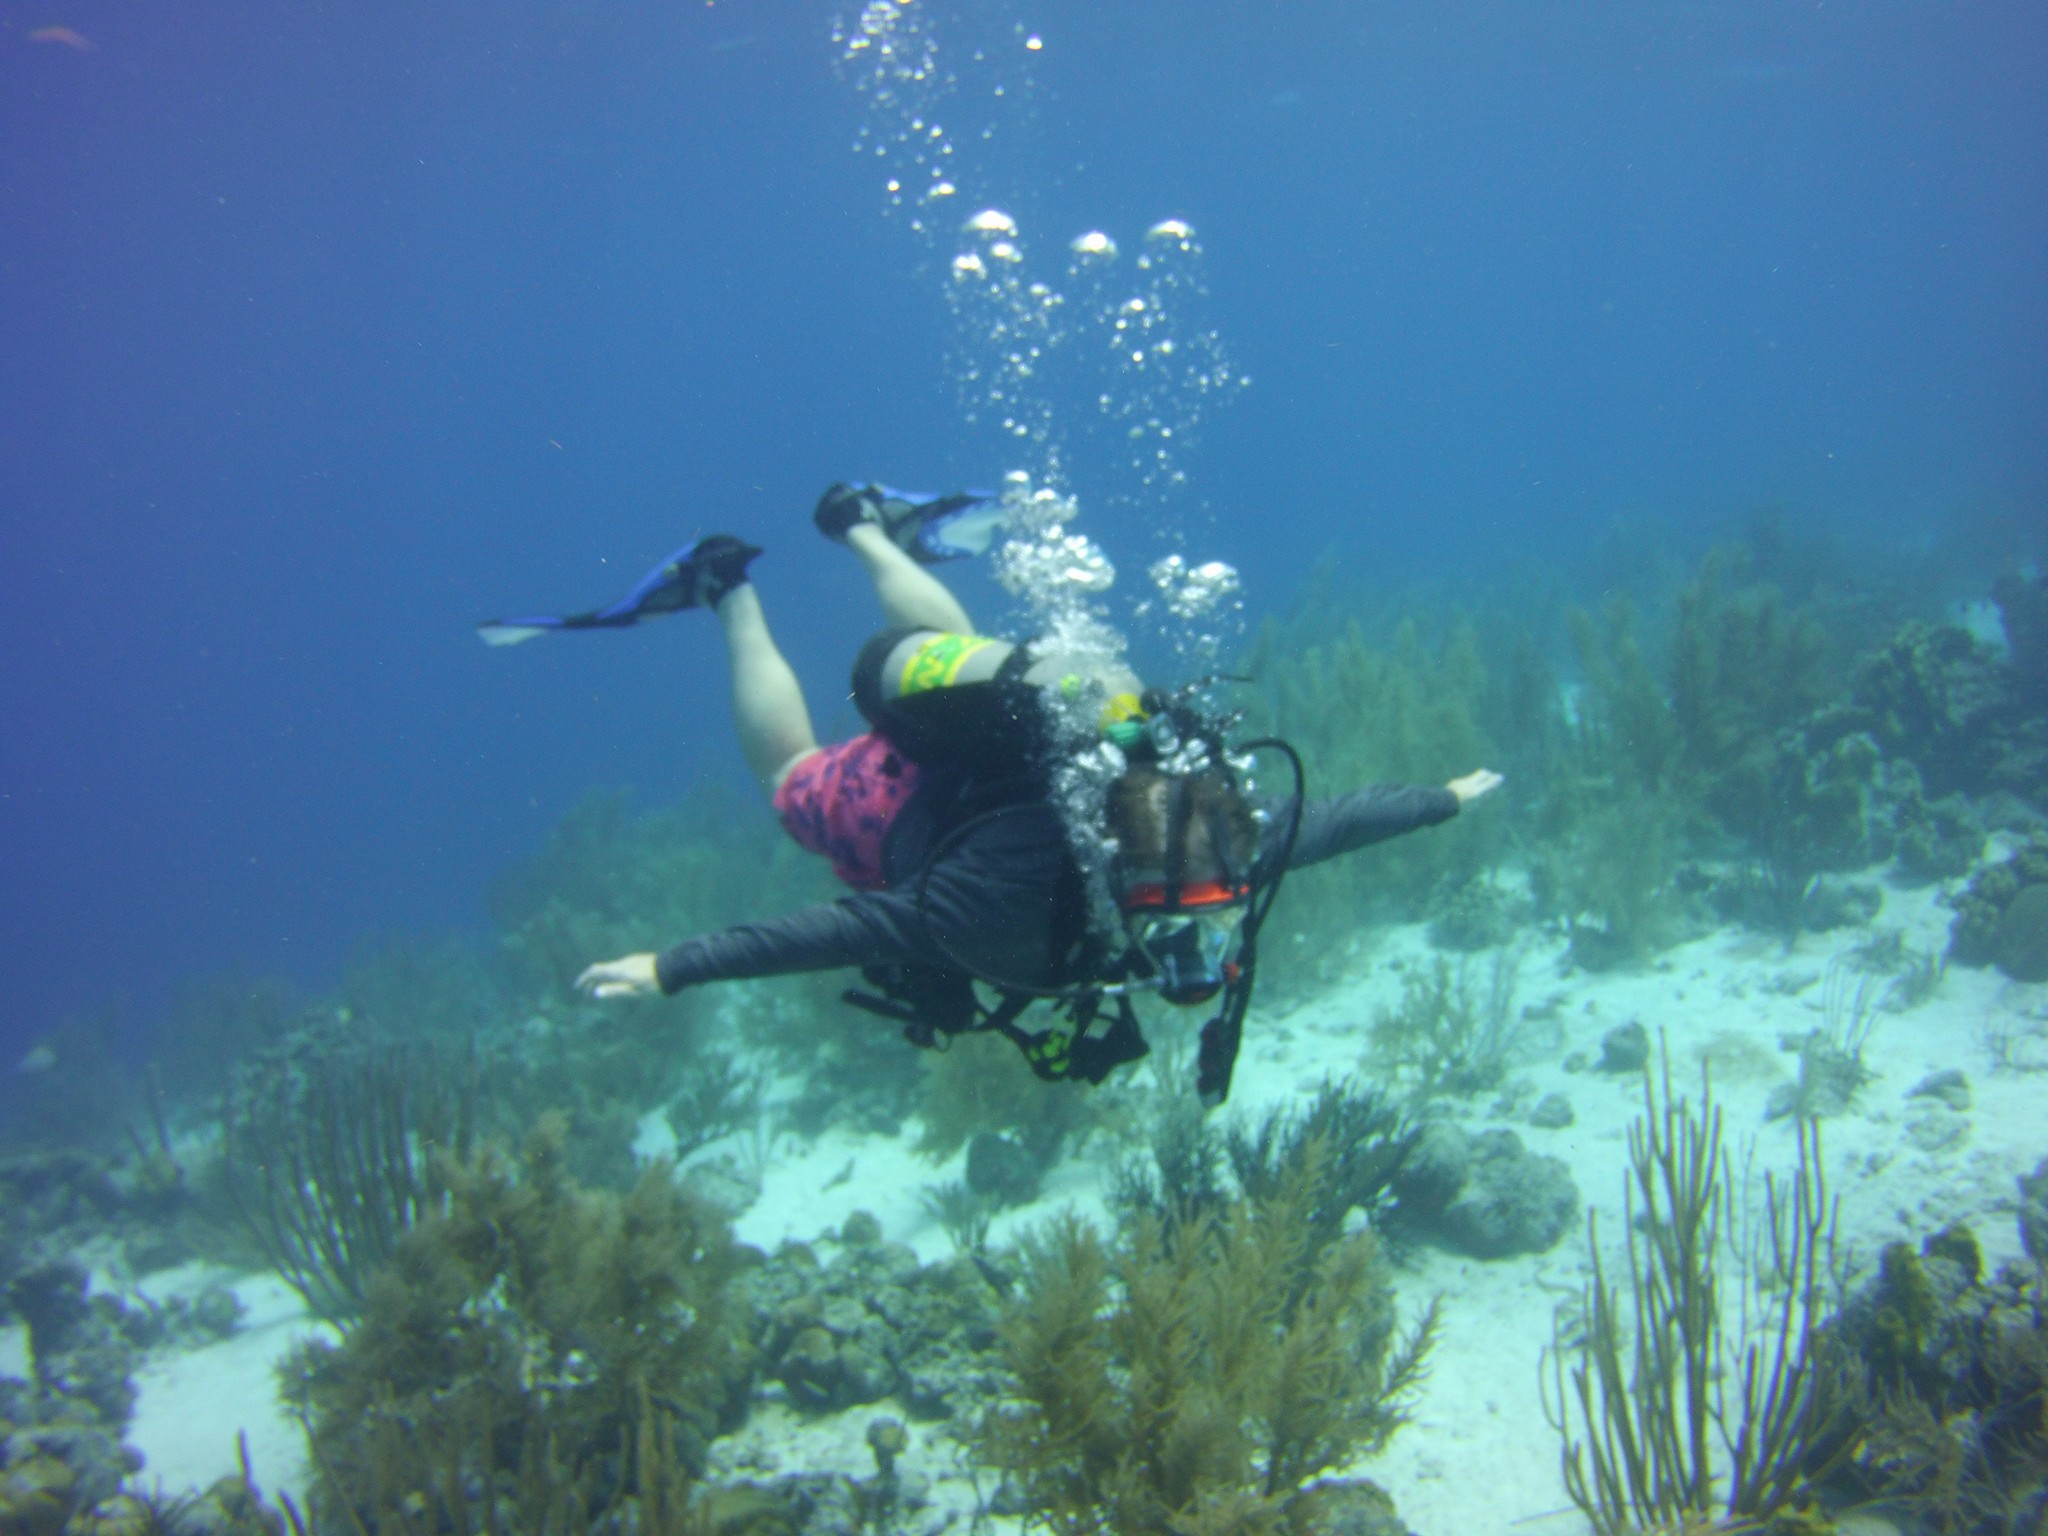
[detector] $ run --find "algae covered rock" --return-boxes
[1430,1129,1578,1259]
[1597,1020,1650,1073]
[0,1418,137,1536]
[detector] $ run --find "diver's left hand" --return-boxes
[576,952,661,1000]
[1446,768,1505,805]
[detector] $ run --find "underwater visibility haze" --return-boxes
[2,1,2047,1533]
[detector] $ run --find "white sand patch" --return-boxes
[115,873,2046,1534]
[125,1271,328,1507]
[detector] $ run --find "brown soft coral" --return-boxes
[977,1143,1434,1535]
[283,1113,748,1533]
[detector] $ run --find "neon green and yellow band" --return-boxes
[898,633,997,697]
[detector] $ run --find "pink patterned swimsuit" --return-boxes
[772,733,923,890]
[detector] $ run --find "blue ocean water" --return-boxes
[2,0,2042,1063]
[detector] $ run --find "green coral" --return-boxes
[1668,547,1834,803]
[1533,599,1691,966]
[283,1114,746,1532]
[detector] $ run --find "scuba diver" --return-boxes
[486,484,1501,1105]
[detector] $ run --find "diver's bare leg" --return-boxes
[844,523,975,633]
[714,585,819,794]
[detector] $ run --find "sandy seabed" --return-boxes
[16,863,2044,1536]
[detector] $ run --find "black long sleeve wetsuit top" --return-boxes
[654,782,1458,996]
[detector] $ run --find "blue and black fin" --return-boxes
[477,534,761,646]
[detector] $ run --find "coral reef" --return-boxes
[1822,1222,2047,1534]
[1847,621,2011,800]
[1948,835,2048,975]
[283,1114,747,1532]
[740,1212,1009,1421]
[2019,1156,2048,1266]
[1890,774,1987,886]
[0,1309,295,1536]
[7,1260,141,1434]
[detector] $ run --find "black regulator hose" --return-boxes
[1194,736,1305,1107]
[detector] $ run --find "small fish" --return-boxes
[27,25,94,50]
[16,1043,58,1075]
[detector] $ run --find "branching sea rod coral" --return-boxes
[1544,1055,1858,1536]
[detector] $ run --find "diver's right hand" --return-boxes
[576,953,661,1000]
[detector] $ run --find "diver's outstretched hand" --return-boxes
[576,953,661,1000]
[1447,768,1505,805]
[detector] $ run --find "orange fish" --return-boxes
[28,25,94,50]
